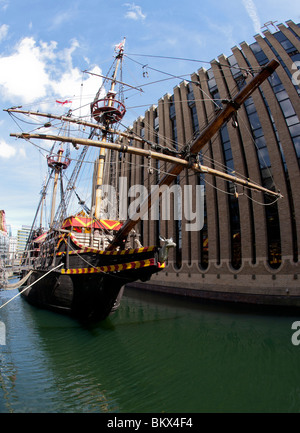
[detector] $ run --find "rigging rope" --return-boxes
[125,52,261,73]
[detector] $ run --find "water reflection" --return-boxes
[1,284,300,412]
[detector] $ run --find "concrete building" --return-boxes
[16,225,31,254]
[0,230,9,266]
[112,20,300,306]
[8,236,17,261]
[0,211,9,266]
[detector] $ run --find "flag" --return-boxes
[115,39,125,52]
[56,100,72,105]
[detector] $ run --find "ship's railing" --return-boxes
[71,230,141,251]
[47,153,71,170]
[0,250,35,274]
[91,98,126,124]
[71,232,112,251]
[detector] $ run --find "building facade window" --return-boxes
[264,31,300,96]
[207,69,242,269]
[219,125,242,269]
[187,83,209,269]
[273,31,298,56]
[187,83,200,134]
[269,72,300,167]
[154,110,161,246]
[250,37,300,166]
[262,72,299,262]
[243,96,282,268]
[198,170,208,269]
[228,54,258,264]
[169,97,182,269]
[250,42,269,65]
[139,123,145,245]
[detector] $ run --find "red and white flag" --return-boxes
[56,100,72,105]
[115,39,126,52]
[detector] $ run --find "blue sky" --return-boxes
[0,0,299,234]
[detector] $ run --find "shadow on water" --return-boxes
[124,285,300,319]
[1,281,300,413]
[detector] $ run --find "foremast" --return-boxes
[47,147,70,227]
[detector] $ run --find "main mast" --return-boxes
[91,38,126,220]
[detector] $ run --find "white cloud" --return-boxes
[0,24,8,41]
[0,137,27,159]
[124,3,146,21]
[242,0,261,34]
[0,37,54,102]
[50,6,78,30]
[51,10,72,28]
[0,140,16,158]
[0,0,9,11]
[0,37,102,114]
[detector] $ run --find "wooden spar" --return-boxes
[10,132,186,162]
[4,108,145,146]
[9,58,280,249]
[194,165,282,196]
[10,131,282,199]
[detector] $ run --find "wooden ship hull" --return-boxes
[21,261,163,322]
[21,269,124,322]
[20,218,166,322]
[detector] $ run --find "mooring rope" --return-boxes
[0,263,64,311]
[1,270,34,290]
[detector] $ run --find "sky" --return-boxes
[0,0,299,235]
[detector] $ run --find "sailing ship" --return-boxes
[3,40,282,322]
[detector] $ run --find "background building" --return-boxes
[16,225,31,254]
[8,236,17,261]
[0,210,9,266]
[111,20,300,305]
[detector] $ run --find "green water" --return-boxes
[1,283,300,413]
